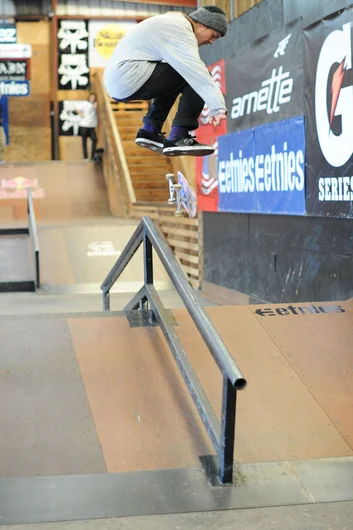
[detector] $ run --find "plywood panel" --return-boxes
[28,45,50,94]
[16,20,50,45]
[6,21,51,162]
[173,305,353,464]
[4,126,51,162]
[0,317,106,478]
[9,97,50,127]
[250,299,353,451]
[0,161,110,223]
[68,317,213,473]
[59,136,84,161]
[58,90,90,101]
[38,228,75,286]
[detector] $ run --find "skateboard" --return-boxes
[166,171,198,218]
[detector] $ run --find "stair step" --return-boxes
[133,181,168,189]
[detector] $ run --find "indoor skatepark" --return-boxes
[0,160,353,528]
[2,0,353,529]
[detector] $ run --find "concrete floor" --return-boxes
[1,502,353,530]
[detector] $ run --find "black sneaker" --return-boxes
[163,133,214,157]
[135,129,165,154]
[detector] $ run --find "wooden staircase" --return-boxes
[111,101,173,203]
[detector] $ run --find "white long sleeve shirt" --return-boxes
[75,101,97,128]
[103,13,226,117]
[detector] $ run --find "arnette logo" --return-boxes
[231,66,294,120]
[315,23,353,168]
[255,303,345,317]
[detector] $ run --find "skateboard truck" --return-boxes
[166,173,183,217]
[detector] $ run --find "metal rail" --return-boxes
[27,188,40,288]
[101,216,247,484]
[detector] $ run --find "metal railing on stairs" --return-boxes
[101,216,247,484]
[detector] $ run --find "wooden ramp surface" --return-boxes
[1,301,353,478]
[0,161,110,223]
[69,300,353,472]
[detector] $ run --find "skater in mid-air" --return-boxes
[104,6,228,158]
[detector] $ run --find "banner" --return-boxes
[199,59,226,126]
[0,22,16,44]
[57,20,89,90]
[0,80,29,96]
[0,94,9,143]
[195,123,226,212]
[196,59,226,212]
[0,58,30,81]
[58,100,85,136]
[88,20,136,68]
[304,9,353,217]
[218,116,305,215]
[226,19,304,133]
[0,43,31,58]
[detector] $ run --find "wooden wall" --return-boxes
[4,21,51,162]
[200,0,262,19]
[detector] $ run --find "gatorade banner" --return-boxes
[304,8,353,217]
[217,116,305,215]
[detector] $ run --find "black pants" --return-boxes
[80,127,97,159]
[119,63,205,131]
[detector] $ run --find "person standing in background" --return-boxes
[74,92,98,161]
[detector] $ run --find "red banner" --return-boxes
[195,122,227,212]
[199,59,226,127]
[196,59,226,212]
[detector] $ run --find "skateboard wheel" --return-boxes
[168,198,176,204]
[166,173,174,180]
[174,184,182,190]
[175,211,183,217]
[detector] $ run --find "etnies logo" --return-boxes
[255,303,345,317]
[315,23,353,167]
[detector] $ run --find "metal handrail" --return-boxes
[96,70,136,204]
[101,216,247,484]
[27,188,40,288]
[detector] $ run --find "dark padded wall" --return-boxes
[201,0,353,304]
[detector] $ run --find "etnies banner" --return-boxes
[226,19,304,133]
[304,9,353,217]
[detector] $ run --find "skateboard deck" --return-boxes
[166,172,198,218]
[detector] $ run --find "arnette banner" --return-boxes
[217,116,305,215]
[226,19,304,133]
[304,8,353,217]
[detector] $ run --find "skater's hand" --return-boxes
[209,110,227,126]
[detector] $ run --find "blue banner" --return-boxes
[0,94,9,143]
[218,116,306,215]
[0,80,30,97]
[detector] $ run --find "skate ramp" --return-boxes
[1,300,353,479]
[0,161,110,224]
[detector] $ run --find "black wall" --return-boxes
[200,0,353,304]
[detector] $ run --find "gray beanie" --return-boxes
[189,6,228,37]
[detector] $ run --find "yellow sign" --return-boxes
[94,23,129,61]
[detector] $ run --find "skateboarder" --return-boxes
[104,6,227,157]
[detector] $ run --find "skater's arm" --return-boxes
[160,24,226,116]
